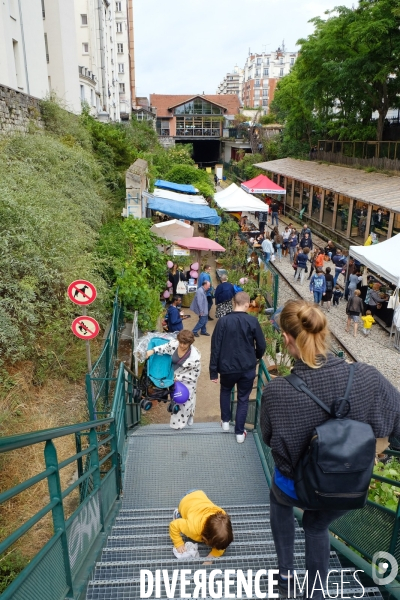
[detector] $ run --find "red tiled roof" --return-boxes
[150,94,240,118]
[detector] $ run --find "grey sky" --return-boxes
[134,0,355,98]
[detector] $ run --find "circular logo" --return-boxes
[371,551,398,585]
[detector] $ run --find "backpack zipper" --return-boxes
[315,491,365,498]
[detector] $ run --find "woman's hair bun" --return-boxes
[297,305,326,334]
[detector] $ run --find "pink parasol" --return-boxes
[174,238,225,252]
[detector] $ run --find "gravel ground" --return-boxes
[250,215,400,390]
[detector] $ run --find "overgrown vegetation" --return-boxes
[369,459,400,511]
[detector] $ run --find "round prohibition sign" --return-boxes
[71,316,100,340]
[68,280,97,306]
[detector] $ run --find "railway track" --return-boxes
[272,262,358,364]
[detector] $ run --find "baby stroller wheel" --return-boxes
[141,399,152,411]
[173,404,180,415]
[167,401,173,413]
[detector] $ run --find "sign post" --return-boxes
[68,280,99,416]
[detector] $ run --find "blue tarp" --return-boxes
[147,197,221,225]
[155,180,198,194]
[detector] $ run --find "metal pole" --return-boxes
[83,307,96,418]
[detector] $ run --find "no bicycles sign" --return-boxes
[71,316,100,340]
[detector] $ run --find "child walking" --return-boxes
[361,310,375,336]
[332,285,343,306]
[169,490,233,559]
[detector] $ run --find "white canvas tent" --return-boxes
[150,219,194,242]
[214,183,239,200]
[214,185,269,212]
[153,189,207,205]
[349,234,400,287]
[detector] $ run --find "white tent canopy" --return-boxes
[214,183,239,200]
[153,188,207,205]
[349,233,400,287]
[150,219,194,242]
[214,185,269,212]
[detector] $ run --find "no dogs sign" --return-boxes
[71,316,100,340]
[68,280,97,306]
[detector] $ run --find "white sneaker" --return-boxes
[236,431,247,443]
[187,416,193,426]
[173,508,180,520]
[221,421,230,432]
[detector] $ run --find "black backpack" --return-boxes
[285,364,376,510]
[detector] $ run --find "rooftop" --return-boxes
[150,93,241,118]
[255,158,400,213]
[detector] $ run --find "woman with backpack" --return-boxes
[321,266,334,311]
[261,299,400,600]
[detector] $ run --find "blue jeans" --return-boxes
[263,252,271,265]
[270,483,348,600]
[313,291,323,304]
[272,212,279,226]
[289,246,296,262]
[275,244,282,260]
[220,369,256,434]
[333,268,342,286]
[193,315,208,334]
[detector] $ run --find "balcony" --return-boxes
[175,128,221,138]
[78,66,96,84]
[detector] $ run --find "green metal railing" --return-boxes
[0,362,140,600]
[252,361,400,585]
[240,232,279,312]
[85,292,124,420]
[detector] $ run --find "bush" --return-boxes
[165,164,214,198]
[0,135,109,366]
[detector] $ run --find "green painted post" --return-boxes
[75,433,84,502]
[44,440,74,598]
[88,428,105,532]
[105,340,110,407]
[86,373,95,421]
[109,420,121,497]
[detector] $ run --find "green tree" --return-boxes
[165,164,214,198]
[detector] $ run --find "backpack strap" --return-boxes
[285,364,355,418]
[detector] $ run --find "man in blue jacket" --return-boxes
[167,296,190,333]
[190,281,211,337]
[197,265,214,320]
[210,292,266,443]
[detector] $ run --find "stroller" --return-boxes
[138,336,182,415]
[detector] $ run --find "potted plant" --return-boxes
[258,315,293,377]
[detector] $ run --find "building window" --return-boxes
[290,57,295,65]
[263,89,269,97]
[174,98,223,115]
[266,58,270,65]
[81,14,88,25]
[263,68,269,76]
[91,88,94,106]
[44,33,49,63]
[82,43,89,54]
[117,43,123,53]
[280,57,283,64]
[119,83,125,93]
[279,68,284,77]
[255,79,260,87]
[118,63,124,73]
[115,1,122,11]
[257,57,262,65]
[116,22,123,32]
[80,85,85,101]
[262,99,268,106]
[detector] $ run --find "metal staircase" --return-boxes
[85,423,382,599]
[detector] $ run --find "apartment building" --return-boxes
[0,0,135,121]
[74,0,134,121]
[0,0,49,98]
[217,66,243,98]
[242,47,298,113]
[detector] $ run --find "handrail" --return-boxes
[0,418,113,453]
[0,359,140,600]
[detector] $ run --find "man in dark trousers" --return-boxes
[210,292,266,443]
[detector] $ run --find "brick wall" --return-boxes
[0,85,44,133]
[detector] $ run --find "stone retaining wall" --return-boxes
[0,85,44,133]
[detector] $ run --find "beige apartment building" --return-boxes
[217,65,243,98]
[242,46,297,112]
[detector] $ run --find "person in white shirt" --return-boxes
[261,234,274,265]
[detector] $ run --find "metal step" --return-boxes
[106,527,305,547]
[100,540,307,563]
[118,503,271,515]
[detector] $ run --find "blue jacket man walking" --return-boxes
[190,281,211,337]
[197,265,214,320]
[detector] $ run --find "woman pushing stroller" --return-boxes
[146,330,201,430]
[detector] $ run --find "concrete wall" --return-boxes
[125,158,148,218]
[0,84,43,133]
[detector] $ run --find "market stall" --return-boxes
[147,196,221,225]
